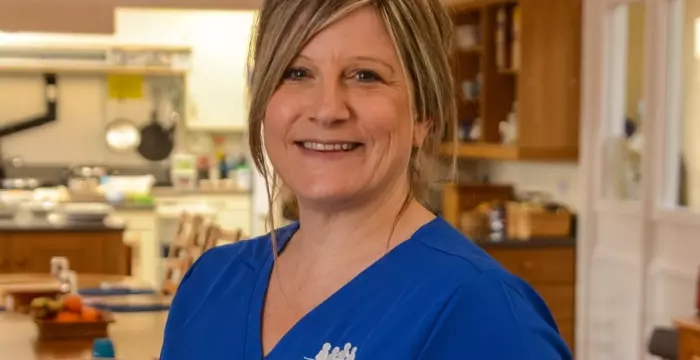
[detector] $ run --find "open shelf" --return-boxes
[0,42,191,76]
[0,60,187,76]
[442,0,581,163]
[440,142,578,161]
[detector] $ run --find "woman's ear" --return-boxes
[412,119,430,148]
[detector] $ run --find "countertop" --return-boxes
[0,215,125,232]
[473,237,576,249]
[151,186,251,197]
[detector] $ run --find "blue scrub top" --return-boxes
[160,217,572,360]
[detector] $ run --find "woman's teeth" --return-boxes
[301,142,359,151]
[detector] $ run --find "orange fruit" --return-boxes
[54,311,80,322]
[80,306,102,322]
[62,294,83,313]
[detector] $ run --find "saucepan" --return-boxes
[105,117,141,153]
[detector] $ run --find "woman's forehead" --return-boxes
[294,7,399,65]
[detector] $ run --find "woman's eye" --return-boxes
[353,70,382,83]
[282,68,308,81]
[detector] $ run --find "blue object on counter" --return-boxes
[92,338,116,358]
[79,288,157,297]
[91,303,170,313]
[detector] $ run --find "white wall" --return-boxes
[0,8,255,165]
[486,161,581,210]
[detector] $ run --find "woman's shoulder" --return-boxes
[408,217,510,280]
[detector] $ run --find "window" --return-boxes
[602,2,647,201]
[665,0,700,210]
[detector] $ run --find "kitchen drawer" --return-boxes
[113,212,156,231]
[555,318,575,354]
[486,247,575,284]
[531,284,575,320]
[680,327,700,360]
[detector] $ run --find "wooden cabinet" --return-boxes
[0,230,128,275]
[482,244,576,352]
[676,317,700,360]
[0,1,114,34]
[442,0,581,161]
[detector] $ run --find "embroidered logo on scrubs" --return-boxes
[304,342,357,360]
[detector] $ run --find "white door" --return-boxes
[580,0,700,359]
[579,0,652,358]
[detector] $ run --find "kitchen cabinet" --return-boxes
[113,209,159,287]
[0,230,128,275]
[115,8,255,132]
[154,191,252,237]
[0,1,114,34]
[481,243,576,352]
[442,0,581,161]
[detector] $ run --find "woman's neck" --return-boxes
[291,181,434,256]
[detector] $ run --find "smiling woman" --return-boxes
[159,1,572,359]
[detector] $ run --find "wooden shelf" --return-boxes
[458,46,483,54]
[498,68,519,75]
[0,60,187,76]
[449,0,518,12]
[440,142,578,161]
[445,0,581,163]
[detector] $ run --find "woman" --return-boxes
[160,0,572,359]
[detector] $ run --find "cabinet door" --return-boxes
[0,235,11,274]
[11,232,115,274]
[218,209,251,236]
[0,1,114,34]
[518,0,581,150]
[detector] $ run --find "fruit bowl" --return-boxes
[35,311,115,341]
[30,294,116,341]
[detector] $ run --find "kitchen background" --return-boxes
[2,0,700,358]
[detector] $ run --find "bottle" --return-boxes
[92,337,116,359]
[235,159,252,191]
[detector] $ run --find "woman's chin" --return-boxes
[294,187,365,210]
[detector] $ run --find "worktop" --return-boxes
[0,218,125,232]
[474,237,576,249]
[477,238,576,352]
[0,225,128,276]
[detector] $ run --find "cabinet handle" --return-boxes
[521,261,535,270]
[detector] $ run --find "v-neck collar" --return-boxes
[244,217,441,360]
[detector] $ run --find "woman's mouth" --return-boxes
[295,141,363,152]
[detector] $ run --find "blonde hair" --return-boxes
[247,0,457,239]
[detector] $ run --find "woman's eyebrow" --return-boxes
[350,56,395,75]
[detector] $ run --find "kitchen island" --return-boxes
[0,217,127,275]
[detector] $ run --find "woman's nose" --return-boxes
[310,81,351,127]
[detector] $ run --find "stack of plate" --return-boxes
[60,203,113,223]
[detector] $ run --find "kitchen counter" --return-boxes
[473,237,576,249]
[151,186,250,197]
[0,216,125,232]
[0,220,128,275]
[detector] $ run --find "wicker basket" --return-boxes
[506,202,572,240]
[459,211,489,240]
[35,311,115,341]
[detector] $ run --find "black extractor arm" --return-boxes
[0,73,58,138]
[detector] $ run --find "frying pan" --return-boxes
[137,110,176,162]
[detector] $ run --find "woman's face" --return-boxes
[264,6,427,209]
